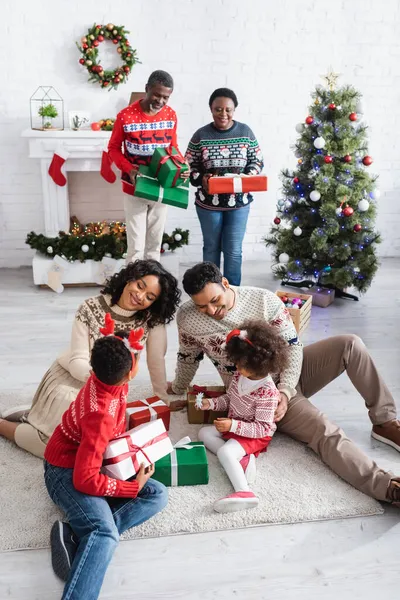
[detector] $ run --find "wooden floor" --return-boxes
[1,260,400,599]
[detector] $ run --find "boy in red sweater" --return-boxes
[44,316,168,600]
[108,69,188,263]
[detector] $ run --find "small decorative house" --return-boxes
[30,86,64,131]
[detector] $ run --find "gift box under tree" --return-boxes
[149,147,189,188]
[126,396,170,431]
[102,420,173,481]
[208,174,267,195]
[152,437,209,486]
[135,166,189,209]
[187,385,227,425]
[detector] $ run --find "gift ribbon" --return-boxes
[138,173,187,203]
[169,437,203,486]
[103,431,168,473]
[155,148,186,188]
[232,177,243,193]
[126,397,166,422]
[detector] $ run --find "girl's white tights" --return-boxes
[199,425,249,492]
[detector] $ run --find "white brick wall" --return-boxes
[1,0,400,267]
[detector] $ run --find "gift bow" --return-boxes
[126,397,166,422]
[103,431,168,474]
[155,148,187,187]
[170,436,203,486]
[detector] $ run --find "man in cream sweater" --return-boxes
[168,262,400,506]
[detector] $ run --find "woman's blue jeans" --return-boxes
[196,204,250,285]
[44,461,168,600]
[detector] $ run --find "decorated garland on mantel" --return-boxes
[26,218,189,263]
[76,23,140,90]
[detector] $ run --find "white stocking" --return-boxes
[199,426,249,492]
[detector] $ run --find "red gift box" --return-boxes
[126,396,170,431]
[208,174,267,195]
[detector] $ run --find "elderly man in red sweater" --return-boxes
[109,69,187,262]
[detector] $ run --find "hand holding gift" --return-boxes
[136,463,155,491]
[214,417,232,433]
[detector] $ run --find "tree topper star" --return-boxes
[322,68,340,91]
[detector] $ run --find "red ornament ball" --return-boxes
[103,81,110,87]
[97,35,104,42]
[160,248,165,254]
[324,155,333,164]
[349,113,357,122]
[82,43,88,49]
[305,116,314,125]
[353,224,362,232]
[274,217,281,225]
[90,122,101,131]
[344,154,352,163]
[112,39,118,44]
[362,155,373,166]
[328,103,336,110]
[293,177,299,184]
[123,66,130,73]
[280,296,288,304]
[93,40,99,47]
[343,206,354,217]
[79,58,85,65]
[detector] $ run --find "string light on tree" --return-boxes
[370,189,381,199]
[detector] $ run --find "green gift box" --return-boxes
[149,147,189,188]
[152,438,209,487]
[135,166,189,210]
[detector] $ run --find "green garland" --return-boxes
[26,225,189,263]
[76,23,140,90]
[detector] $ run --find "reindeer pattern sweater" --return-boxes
[44,374,139,498]
[108,100,179,196]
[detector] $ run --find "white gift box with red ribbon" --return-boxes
[102,419,173,481]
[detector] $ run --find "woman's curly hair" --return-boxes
[226,320,289,378]
[101,260,181,329]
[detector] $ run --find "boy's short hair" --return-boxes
[90,331,133,385]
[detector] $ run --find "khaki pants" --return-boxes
[278,334,397,501]
[14,423,48,459]
[124,194,168,262]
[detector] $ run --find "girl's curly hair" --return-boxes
[226,320,289,378]
[101,260,181,329]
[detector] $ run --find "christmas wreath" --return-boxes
[76,23,139,90]
[26,218,189,263]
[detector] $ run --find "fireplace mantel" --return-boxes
[22,128,112,236]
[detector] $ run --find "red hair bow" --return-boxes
[226,329,254,348]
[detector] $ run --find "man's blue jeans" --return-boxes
[44,461,168,600]
[196,204,250,285]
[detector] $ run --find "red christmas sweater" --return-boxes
[44,374,139,498]
[108,100,179,196]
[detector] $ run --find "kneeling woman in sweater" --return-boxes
[44,316,168,600]
[198,320,289,513]
[0,259,181,458]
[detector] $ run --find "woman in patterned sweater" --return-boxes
[185,88,264,286]
[0,260,180,458]
[198,320,289,513]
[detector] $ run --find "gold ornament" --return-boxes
[322,68,340,91]
[106,23,114,30]
[298,159,303,164]
[314,98,320,105]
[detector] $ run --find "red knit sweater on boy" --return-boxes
[108,100,179,196]
[44,374,139,498]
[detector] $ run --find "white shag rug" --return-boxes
[0,386,383,552]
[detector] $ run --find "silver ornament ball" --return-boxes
[279,252,290,264]
[293,226,302,236]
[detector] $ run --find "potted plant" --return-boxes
[38,103,59,130]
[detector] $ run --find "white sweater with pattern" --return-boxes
[172,286,303,401]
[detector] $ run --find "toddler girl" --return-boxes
[198,319,289,513]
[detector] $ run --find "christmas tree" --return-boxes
[266,70,381,299]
